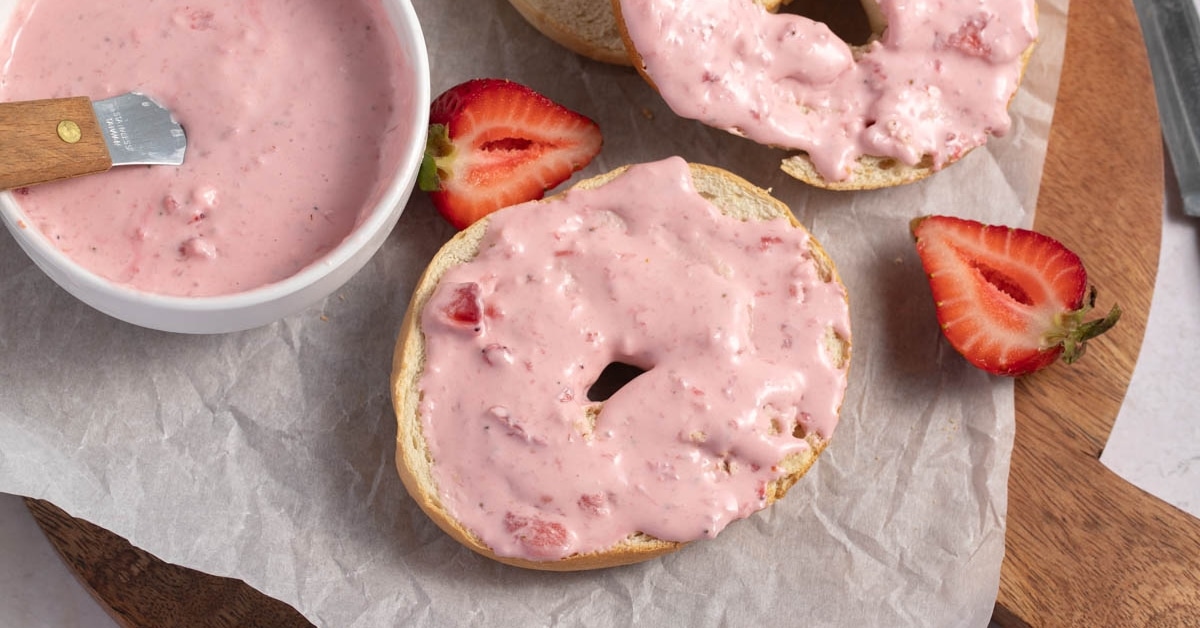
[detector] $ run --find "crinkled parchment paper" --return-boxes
[0,0,1067,625]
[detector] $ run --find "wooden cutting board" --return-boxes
[27,0,1200,625]
[995,0,1200,624]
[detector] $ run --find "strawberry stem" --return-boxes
[418,124,453,192]
[1058,287,1122,364]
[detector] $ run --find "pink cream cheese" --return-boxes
[0,0,407,296]
[618,0,1038,182]
[418,158,852,561]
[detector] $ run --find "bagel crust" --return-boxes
[506,0,631,65]
[613,0,1039,189]
[392,158,851,570]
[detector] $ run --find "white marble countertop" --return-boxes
[1101,167,1200,518]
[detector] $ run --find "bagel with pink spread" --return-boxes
[392,158,852,570]
[508,0,1038,190]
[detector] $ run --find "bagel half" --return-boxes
[392,160,851,570]
[612,0,1037,190]
[513,0,1035,190]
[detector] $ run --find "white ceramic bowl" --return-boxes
[0,0,430,334]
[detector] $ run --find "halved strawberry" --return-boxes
[418,78,603,229]
[910,215,1121,376]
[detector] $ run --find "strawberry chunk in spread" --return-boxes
[437,282,484,328]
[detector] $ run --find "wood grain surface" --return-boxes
[994,0,1200,625]
[0,96,111,190]
[27,0,1197,625]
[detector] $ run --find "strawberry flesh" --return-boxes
[942,15,993,58]
[439,282,483,327]
[419,78,603,229]
[910,215,1121,376]
[577,492,611,517]
[502,512,570,558]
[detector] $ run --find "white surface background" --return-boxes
[4,9,1200,628]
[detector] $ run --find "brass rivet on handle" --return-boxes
[56,120,82,144]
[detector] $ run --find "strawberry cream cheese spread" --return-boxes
[0,0,407,296]
[617,0,1038,182]
[418,158,851,561]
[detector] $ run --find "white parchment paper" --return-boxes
[0,0,1067,625]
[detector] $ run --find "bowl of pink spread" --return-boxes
[0,0,430,333]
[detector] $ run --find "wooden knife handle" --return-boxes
[0,96,113,190]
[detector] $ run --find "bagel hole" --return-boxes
[780,0,874,46]
[587,362,647,402]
